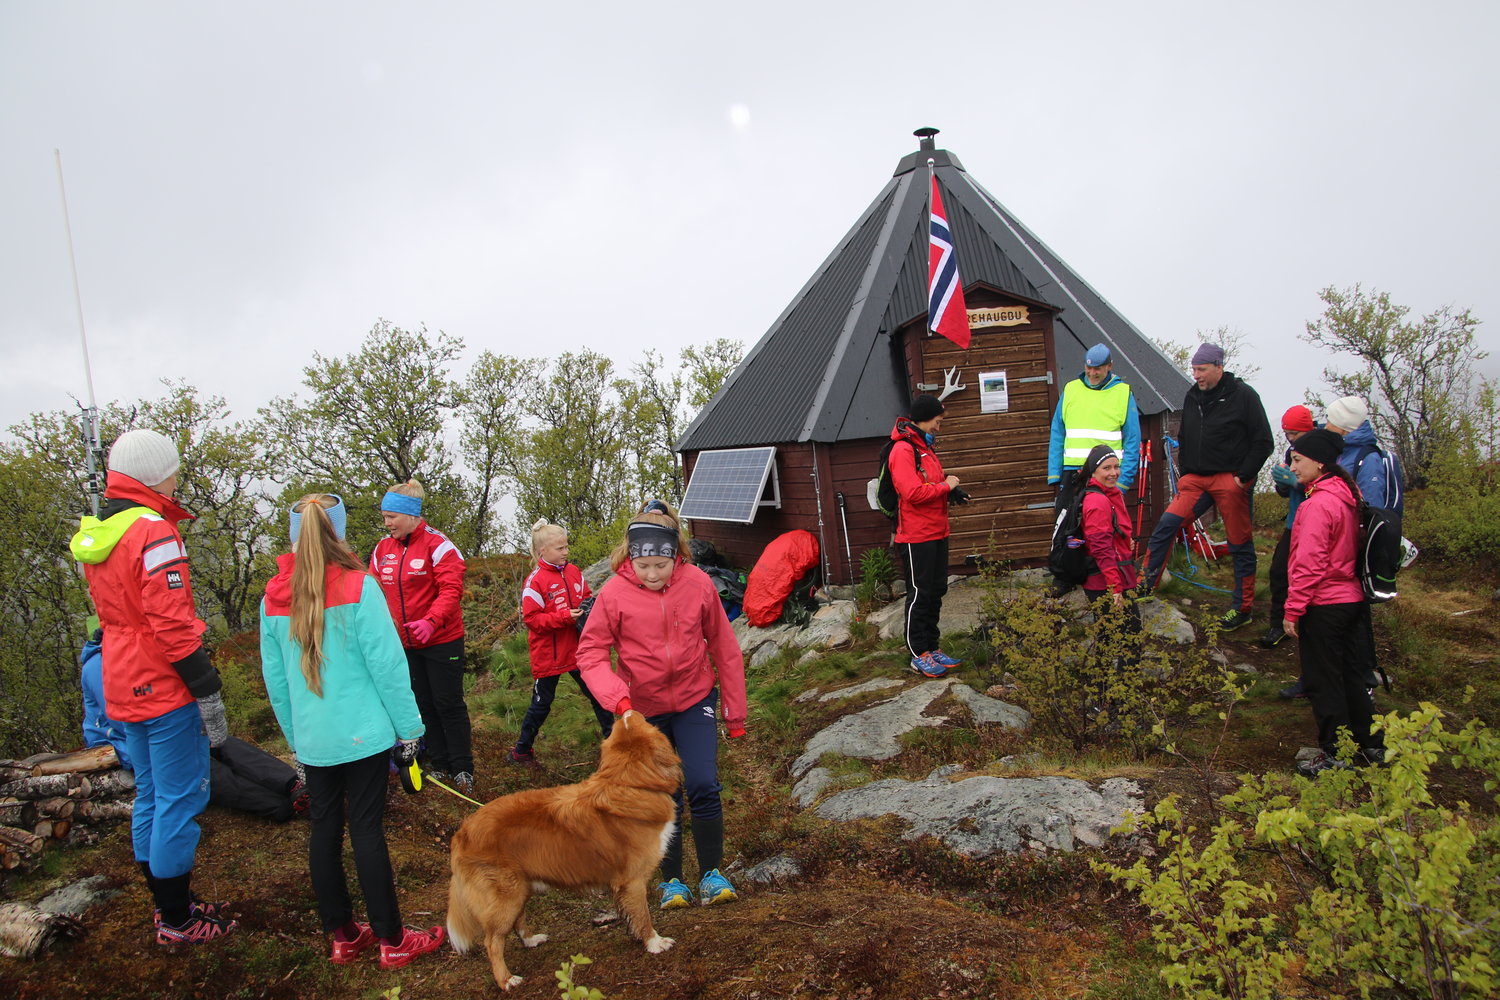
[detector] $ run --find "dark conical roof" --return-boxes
[677,136,1189,452]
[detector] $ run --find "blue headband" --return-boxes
[381,492,423,516]
[289,495,347,546]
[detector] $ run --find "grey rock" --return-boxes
[794,601,856,649]
[580,556,613,591]
[742,854,804,885]
[791,680,953,777]
[1231,662,1259,675]
[817,678,905,702]
[791,767,835,807]
[949,682,1031,728]
[37,875,118,916]
[816,772,1144,856]
[794,686,822,703]
[1142,600,1195,644]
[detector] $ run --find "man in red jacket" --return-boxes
[69,429,237,945]
[890,395,966,678]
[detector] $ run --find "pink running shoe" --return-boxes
[156,911,238,946]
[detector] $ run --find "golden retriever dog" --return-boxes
[447,710,683,990]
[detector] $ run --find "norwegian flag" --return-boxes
[927,176,971,349]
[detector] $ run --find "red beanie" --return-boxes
[1281,405,1315,434]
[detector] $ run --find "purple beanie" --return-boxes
[1191,343,1226,366]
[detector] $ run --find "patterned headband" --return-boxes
[627,521,679,560]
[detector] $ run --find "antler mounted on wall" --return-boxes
[917,367,967,401]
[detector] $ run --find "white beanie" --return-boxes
[1325,396,1369,432]
[108,429,181,487]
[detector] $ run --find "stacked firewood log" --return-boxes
[0,746,132,871]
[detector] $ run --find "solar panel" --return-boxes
[679,447,779,523]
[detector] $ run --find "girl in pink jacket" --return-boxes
[1283,429,1383,776]
[576,500,747,911]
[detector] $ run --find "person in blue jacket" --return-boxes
[260,493,444,970]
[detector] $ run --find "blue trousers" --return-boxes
[647,689,726,880]
[124,700,210,879]
[515,669,614,751]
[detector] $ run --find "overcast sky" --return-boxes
[4,1,1497,448]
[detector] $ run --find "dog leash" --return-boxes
[423,772,485,808]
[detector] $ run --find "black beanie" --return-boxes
[909,394,945,423]
[1292,428,1344,468]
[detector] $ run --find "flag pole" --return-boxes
[55,149,105,516]
[927,156,936,337]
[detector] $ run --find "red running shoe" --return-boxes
[330,922,375,964]
[379,925,445,970]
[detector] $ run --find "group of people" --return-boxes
[889,339,1401,776]
[70,429,747,962]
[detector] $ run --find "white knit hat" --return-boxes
[107,429,181,487]
[1325,396,1369,432]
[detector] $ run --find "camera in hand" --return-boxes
[575,595,597,633]
[950,487,972,505]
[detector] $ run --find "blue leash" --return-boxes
[1160,434,1233,596]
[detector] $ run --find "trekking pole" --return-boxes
[1134,439,1151,557]
[835,491,852,574]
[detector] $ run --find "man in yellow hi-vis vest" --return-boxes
[1048,343,1141,513]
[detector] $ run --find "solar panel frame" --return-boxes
[679,446,780,524]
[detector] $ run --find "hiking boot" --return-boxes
[909,653,947,678]
[1358,746,1387,767]
[452,771,475,794]
[507,748,541,769]
[1217,609,1253,631]
[1258,625,1287,648]
[154,896,230,928]
[1278,679,1306,699]
[697,869,738,906]
[930,650,962,668]
[330,922,375,964]
[157,911,237,946]
[1295,752,1349,778]
[378,926,445,970]
[658,878,693,909]
[424,769,450,785]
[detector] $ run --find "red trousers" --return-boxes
[1165,472,1252,545]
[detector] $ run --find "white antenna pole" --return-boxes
[55,149,105,515]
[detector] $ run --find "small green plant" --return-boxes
[556,953,607,1000]
[856,547,897,607]
[379,985,402,1000]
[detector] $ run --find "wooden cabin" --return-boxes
[676,129,1191,585]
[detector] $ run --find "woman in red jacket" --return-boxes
[369,480,473,794]
[1076,445,1139,608]
[1283,429,1383,777]
[508,520,614,767]
[576,500,747,911]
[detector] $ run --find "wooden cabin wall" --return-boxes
[900,288,1059,574]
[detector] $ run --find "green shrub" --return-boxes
[855,547,897,608]
[1100,705,1500,1000]
[1404,452,1500,564]
[979,583,1235,757]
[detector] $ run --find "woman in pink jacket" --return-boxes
[576,500,747,911]
[1282,428,1383,777]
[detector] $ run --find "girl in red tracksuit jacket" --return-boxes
[370,480,474,793]
[577,500,747,911]
[1283,429,1383,776]
[508,521,614,767]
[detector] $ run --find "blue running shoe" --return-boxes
[658,878,693,909]
[910,652,946,678]
[697,869,738,906]
[930,650,962,668]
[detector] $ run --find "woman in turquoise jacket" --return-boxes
[260,494,444,970]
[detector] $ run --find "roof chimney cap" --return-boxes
[914,127,940,151]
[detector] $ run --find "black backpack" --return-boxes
[1049,484,1114,585]
[868,439,923,521]
[1356,499,1402,603]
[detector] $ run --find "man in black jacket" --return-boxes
[1141,343,1274,630]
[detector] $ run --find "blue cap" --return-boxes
[1084,343,1111,366]
[289,494,347,547]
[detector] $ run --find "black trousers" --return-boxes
[1299,602,1383,757]
[515,669,614,751]
[1268,528,1291,623]
[406,638,473,774]
[902,537,949,657]
[306,749,401,939]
